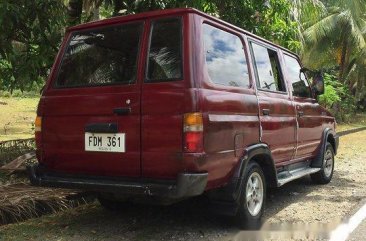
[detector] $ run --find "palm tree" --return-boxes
[295,0,366,94]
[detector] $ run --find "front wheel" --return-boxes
[311,142,335,184]
[236,161,266,229]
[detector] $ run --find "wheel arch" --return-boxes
[207,143,277,216]
[208,143,277,201]
[327,133,337,155]
[312,128,338,168]
[250,153,277,189]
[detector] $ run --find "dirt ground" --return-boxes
[0,131,365,241]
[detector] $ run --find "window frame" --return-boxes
[53,21,144,89]
[202,22,252,90]
[249,40,288,95]
[283,53,314,100]
[145,17,184,83]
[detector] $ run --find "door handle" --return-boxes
[85,123,118,133]
[113,107,131,115]
[298,111,304,117]
[262,109,270,116]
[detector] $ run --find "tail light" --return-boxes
[34,116,42,155]
[183,113,203,152]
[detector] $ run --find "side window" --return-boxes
[284,55,312,98]
[251,43,286,92]
[203,24,250,88]
[146,18,182,82]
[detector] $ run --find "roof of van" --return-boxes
[67,8,298,58]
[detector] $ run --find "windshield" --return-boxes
[55,22,143,88]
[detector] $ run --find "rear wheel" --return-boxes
[311,142,334,184]
[235,161,266,229]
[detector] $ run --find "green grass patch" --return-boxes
[0,97,39,141]
[0,204,107,241]
[337,112,366,132]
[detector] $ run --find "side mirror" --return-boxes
[300,67,324,97]
[312,72,324,95]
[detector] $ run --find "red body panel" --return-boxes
[256,90,297,163]
[294,98,330,159]
[42,80,142,177]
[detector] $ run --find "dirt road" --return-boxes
[1,131,366,241]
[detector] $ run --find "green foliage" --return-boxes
[319,85,340,109]
[318,73,356,122]
[75,0,300,52]
[0,89,40,98]
[318,74,340,109]
[299,0,366,101]
[11,90,23,97]
[0,0,301,92]
[151,0,300,52]
[211,0,300,52]
[0,91,11,98]
[0,0,67,92]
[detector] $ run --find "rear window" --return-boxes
[55,22,143,88]
[146,18,182,82]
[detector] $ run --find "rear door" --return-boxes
[42,22,144,177]
[141,17,186,179]
[249,41,297,164]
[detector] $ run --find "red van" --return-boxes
[28,8,339,227]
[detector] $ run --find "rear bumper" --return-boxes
[27,165,208,199]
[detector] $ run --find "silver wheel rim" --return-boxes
[324,148,333,177]
[246,172,264,217]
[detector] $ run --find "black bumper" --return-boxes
[27,165,208,199]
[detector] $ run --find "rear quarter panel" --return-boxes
[193,15,260,188]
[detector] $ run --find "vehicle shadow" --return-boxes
[50,170,357,241]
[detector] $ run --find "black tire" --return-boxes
[235,161,266,229]
[98,196,130,211]
[311,142,335,184]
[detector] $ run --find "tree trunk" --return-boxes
[92,7,100,20]
[67,0,83,26]
[338,21,355,86]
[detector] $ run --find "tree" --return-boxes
[298,0,366,99]
[0,0,300,92]
[66,0,300,51]
[0,0,66,92]
[211,0,300,52]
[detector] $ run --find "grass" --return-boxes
[0,97,39,142]
[336,112,366,132]
[0,203,110,241]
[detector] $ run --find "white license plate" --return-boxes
[85,133,125,153]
